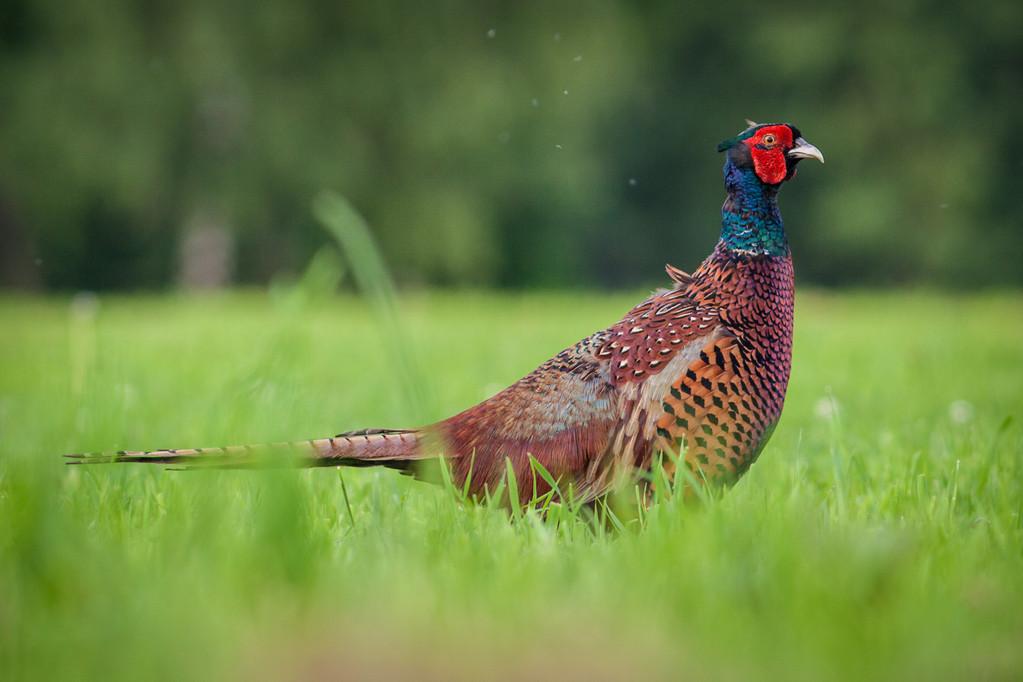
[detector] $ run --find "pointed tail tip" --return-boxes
[64,452,110,465]
[65,453,141,465]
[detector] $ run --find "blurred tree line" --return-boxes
[0,0,1020,291]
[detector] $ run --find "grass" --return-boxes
[1,287,1021,681]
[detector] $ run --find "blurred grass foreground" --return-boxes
[1,288,1021,680]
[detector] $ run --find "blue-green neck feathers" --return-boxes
[720,159,788,257]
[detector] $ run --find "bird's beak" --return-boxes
[788,137,824,163]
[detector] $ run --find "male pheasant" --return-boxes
[69,122,823,503]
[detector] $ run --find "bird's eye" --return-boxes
[762,134,776,145]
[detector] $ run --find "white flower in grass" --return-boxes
[814,396,839,420]
[948,400,974,425]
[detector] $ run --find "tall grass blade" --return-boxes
[313,191,431,422]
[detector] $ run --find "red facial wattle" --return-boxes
[744,125,794,185]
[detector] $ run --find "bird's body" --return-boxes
[69,122,823,504]
[436,240,794,500]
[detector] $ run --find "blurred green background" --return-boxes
[1,0,1020,292]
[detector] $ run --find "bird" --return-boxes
[68,122,823,504]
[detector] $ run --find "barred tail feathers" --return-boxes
[65,428,424,471]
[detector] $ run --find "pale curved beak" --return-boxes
[788,137,824,163]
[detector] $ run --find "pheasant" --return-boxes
[69,122,823,503]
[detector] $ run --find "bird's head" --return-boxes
[717,121,824,186]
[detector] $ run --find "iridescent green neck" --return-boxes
[720,160,788,256]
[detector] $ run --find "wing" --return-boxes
[439,275,727,500]
[580,283,727,494]
[594,274,786,486]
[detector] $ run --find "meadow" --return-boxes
[1,288,1021,681]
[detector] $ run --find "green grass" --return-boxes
[1,289,1021,681]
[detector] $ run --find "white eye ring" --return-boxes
[762,134,776,145]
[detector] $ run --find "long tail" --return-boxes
[65,428,427,472]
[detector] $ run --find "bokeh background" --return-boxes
[1,0,1021,292]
